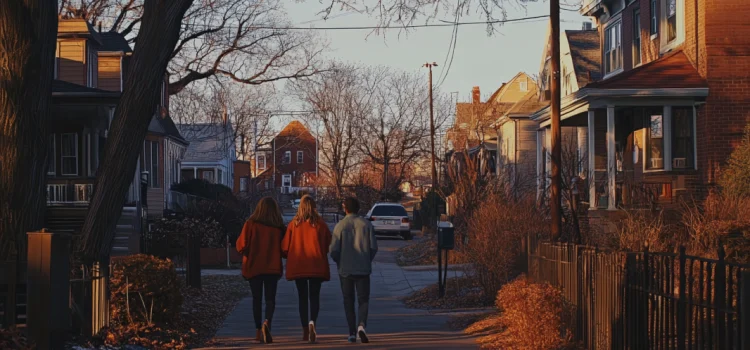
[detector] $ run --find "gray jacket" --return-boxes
[330,214,378,276]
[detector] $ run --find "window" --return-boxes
[604,21,622,75]
[297,151,304,164]
[666,0,677,42]
[371,205,408,217]
[519,79,528,92]
[633,9,642,66]
[240,177,248,192]
[202,170,214,183]
[141,141,159,188]
[257,154,266,170]
[48,134,56,175]
[646,112,665,170]
[61,133,78,175]
[283,151,291,164]
[650,0,658,35]
[672,107,694,169]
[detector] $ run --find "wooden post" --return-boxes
[186,233,201,288]
[90,257,110,336]
[549,0,562,239]
[677,246,687,350]
[27,229,71,349]
[741,270,750,349]
[715,245,726,350]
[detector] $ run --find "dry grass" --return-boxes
[403,276,490,310]
[465,276,579,350]
[681,192,750,263]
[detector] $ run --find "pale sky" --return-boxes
[281,1,588,105]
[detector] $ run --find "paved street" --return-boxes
[198,238,477,349]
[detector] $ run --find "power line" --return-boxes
[434,8,460,89]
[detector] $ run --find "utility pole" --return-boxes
[550,0,563,240]
[424,62,443,297]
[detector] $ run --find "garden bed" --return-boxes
[403,276,491,310]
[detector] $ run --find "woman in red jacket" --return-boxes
[236,197,285,344]
[282,195,332,343]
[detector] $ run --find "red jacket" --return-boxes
[282,219,332,281]
[236,220,283,280]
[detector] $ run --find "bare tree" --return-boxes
[0,1,58,261]
[289,64,383,198]
[59,0,328,95]
[359,70,450,198]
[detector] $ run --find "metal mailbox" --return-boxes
[437,223,455,250]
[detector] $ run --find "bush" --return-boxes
[110,255,183,326]
[465,191,547,301]
[718,123,750,198]
[468,276,576,350]
[681,191,750,263]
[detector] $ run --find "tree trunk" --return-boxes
[79,0,193,263]
[0,1,57,261]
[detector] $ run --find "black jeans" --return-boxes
[248,274,280,329]
[340,275,371,336]
[295,278,324,327]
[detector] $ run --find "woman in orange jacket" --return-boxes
[236,197,285,344]
[282,195,332,343]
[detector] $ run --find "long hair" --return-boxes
[293,195,322,226]
[248,197,284,229]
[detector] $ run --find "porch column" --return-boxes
[663,106,673,171]
[193,167,197,179]
[587,110,596,210]
[214,167,218,184]
[536,129,544,204]
[607,106,616,210]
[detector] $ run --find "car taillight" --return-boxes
[369,217,376,221]
[402,218,410,224]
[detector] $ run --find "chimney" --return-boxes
[582,21,593,30]
[472,86,480,104]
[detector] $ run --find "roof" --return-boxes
[57,18,103,45]
[51,79,119,97]
[566,30,602,88]
[586,50,707,89]
[276,120,315,143]
[98,32,132,53]
[506,90,549,116]
[148,115,188,144]
[177,123,234,163]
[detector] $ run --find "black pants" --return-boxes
[340,275,371,336]
[295,278,324,327]
[248,274,280,330]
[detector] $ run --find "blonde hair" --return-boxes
[293,195,322,226]
[248,197,285,229]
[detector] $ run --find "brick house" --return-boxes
[252,121,317,194]
[530,0,750,211]
[47,19,179,255]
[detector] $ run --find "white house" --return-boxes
[177,122,237,190]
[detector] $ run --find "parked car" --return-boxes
[365,203,412,240]
[291,199,301,209]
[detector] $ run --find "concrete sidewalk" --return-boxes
[198,259,476,349]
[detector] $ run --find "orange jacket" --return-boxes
[282,219,332,281]
[236,220,284,280]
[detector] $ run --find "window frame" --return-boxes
[660,0,684,53]
[60,133,79,176]
[650,0,659,37]
[519,79,528,92]
[603,18,623,78]
[671,106,695,170]
[633,8,642,67]
[48,134,56,175]
[240,177,248,192]
[257,154,266,171]
[202,170,214,183]
[297,150,304,164]
[283,151,291,165]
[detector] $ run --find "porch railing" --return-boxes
[47,184,93,204]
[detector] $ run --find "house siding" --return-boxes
[57,39,86,85]
[97,55,121,91]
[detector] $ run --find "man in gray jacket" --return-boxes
[330,197,378,343]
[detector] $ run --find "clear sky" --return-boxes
[282,1,588,105]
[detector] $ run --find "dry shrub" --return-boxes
[467,276,576,350]
[0,328,33,350]
[465,191,547,302]
[615,210,674,252]
[110,255,183,326]
[681,191,750,263]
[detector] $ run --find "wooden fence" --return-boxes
[527,236,750,349]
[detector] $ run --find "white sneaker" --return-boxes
[309,321,317,343]
[358,325,369,343]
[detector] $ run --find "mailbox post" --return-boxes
[436,221,454,297]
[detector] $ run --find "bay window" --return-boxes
[604,21,622,75]
[61,133,78,175]
[671,107,694,169]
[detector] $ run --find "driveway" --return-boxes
[198,238,478,349]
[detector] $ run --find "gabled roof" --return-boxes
[149,115,187,144]
[177,123,234,163]
[566,30,602,88]
[505,90,549,116]
[99,32,132,53]
[586,50,707,89]
[57,18,103,45]
[276,120,315,143]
